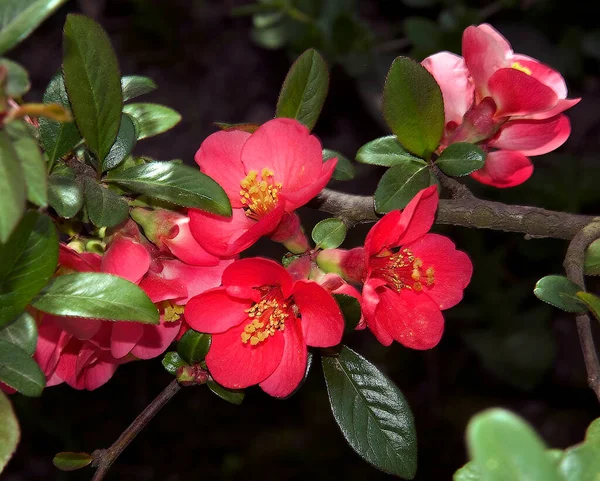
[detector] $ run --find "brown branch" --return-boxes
[310,188,595,240]
[91,379,181,481]
[563,221,600,403]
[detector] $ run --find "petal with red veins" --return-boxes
[490,114,570,156]
[280,158,337,211]
[55,340,81,389]
[240,118,323,192]
[510,54,568,98]
[293,280,344,348]
[34,320,64,373]
[163,217,220,266]
[403,234,472,310]
[185,288,252,333]
[488,69,558,117]
[222,258,294,298]
[194,129,250,208]
[362,280,394,346]
[527,98,580,120]
[376,288,444,350]
[59,244,101,272]
[260,317,307,398]
[83,358,119,391]
[395,185,439,246]
[110,322,144,359]
[364,211,403,257]
[101,236,150,284]
[130,320,181,360]
[470,150,533,188]
[206,322,285,389]
[139,273,187,304]
[477,24,513,55]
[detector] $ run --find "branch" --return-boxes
[563,221,600,403]
[91,379,181,481]
[310,188,595,240]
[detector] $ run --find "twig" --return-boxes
[563,220,600,403]
[433,166,474,200]
[310,188,595,239]
[91,379,181,481]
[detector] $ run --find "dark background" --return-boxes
[5,0,600,479]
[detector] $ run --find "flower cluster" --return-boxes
[423,24,580,187]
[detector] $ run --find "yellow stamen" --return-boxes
[372,249,436,292]
[240,297,289,345]
[161,301,185,322]
[511,62,532,75]
[239,168,282,220]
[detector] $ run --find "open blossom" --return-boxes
[422,24,580,188]
[189,118,336,256]
[318,187,472,349]
[185,258,345,397]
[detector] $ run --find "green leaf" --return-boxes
[576,292,600,322]
[177,330,211,365]
[63,14,123,163]
[453,461,481,481]
[121,75,157,102]
[334,293,361,332]
[467,408,562,481]
[0,210,36,281]
[48,174,84,218]
[276,49,329,130]
[323,149,355,181]
[207,379,245,405]
[83,178,129,228]
[33,272,159,324]
[0,391,19,474]
[102,114,137,171]
[0,0,69,55]
[0,213,58,328]
[436,142,486,177]
[356,135,422,167]
[0,130,26,243]
[162,351,187,375]
[559,417,600,481]
[382,57,444,159]
[374,159,432,213]
[0,312,37,355]
[584,239,600,276]
[0,58,30,96]
[123,103,181,140]
[312,217,347,249]
[52,452,93,472]
[106,162,231,216]
[322,346,417,479]
[0,340,45,396]
[39,73,81,166]
[534,275,588,313]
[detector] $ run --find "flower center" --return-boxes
[511,62,532,76]
[240,295,289,346]
[372,248,435,292]
[239,168,282,220]
[160,301,185,322]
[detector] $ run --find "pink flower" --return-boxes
[184,258,345,397]
[422,24,579,188]
[189,118,336,256]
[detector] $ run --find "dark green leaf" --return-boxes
[32,272,159,324]
[576,292,600,322]
[0,58,30,96]
[467,409,561,481]
[382,57,444,159]
[102,114,137,171]
[374,160,432,213]
[123,103,181,140]
[0,391,19,474]
[207,379,245,405]
[63,14,123,162]
[276,49,329,130]
[534,275,588,313]
[356,135,422,167]
[83,178,129,228]
[436,143,486,177]
[0,130,26,243]
[0,312,37,355]
[162,351,187,375]
[334,294,361,332]
[106,162,231,216]
[559,417,600,481]
[39,73,81,166]
[0,0,69,55]
[0,208,36,281]
[52,452,93,472]
[585,239,600,276]
[0,340,45,396]
[177,330,211,364]
[312,218,347,249]
[0,213,58,328]
[121,75,157,102]
[322,346,417,479]
[48,174,84,218]
[323,149,355,181]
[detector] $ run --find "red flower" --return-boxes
[185,258,345,397]
[422,24,579,188]
[189,118,336,256]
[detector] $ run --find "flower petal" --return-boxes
[280,158,337,211]
[130,320,181,360]
[59,244,101,272]
[101,236,150,284]
[510,54,568,98]
[83,357,119,391]
[396,185,439,246]
[362,279,394,346]
[185,287,252,333]
[526,98,580,120]
[222,258,294,298]
[110,322,144,359]
[470,150,533,188]
[364,210,402,257]
[138,273,187,304]
[163,216,220,266]
[52,315,102,340]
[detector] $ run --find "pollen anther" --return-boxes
[240,297,289,345]
[239,168,282,220]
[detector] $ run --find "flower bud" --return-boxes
[316,247,366,284]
